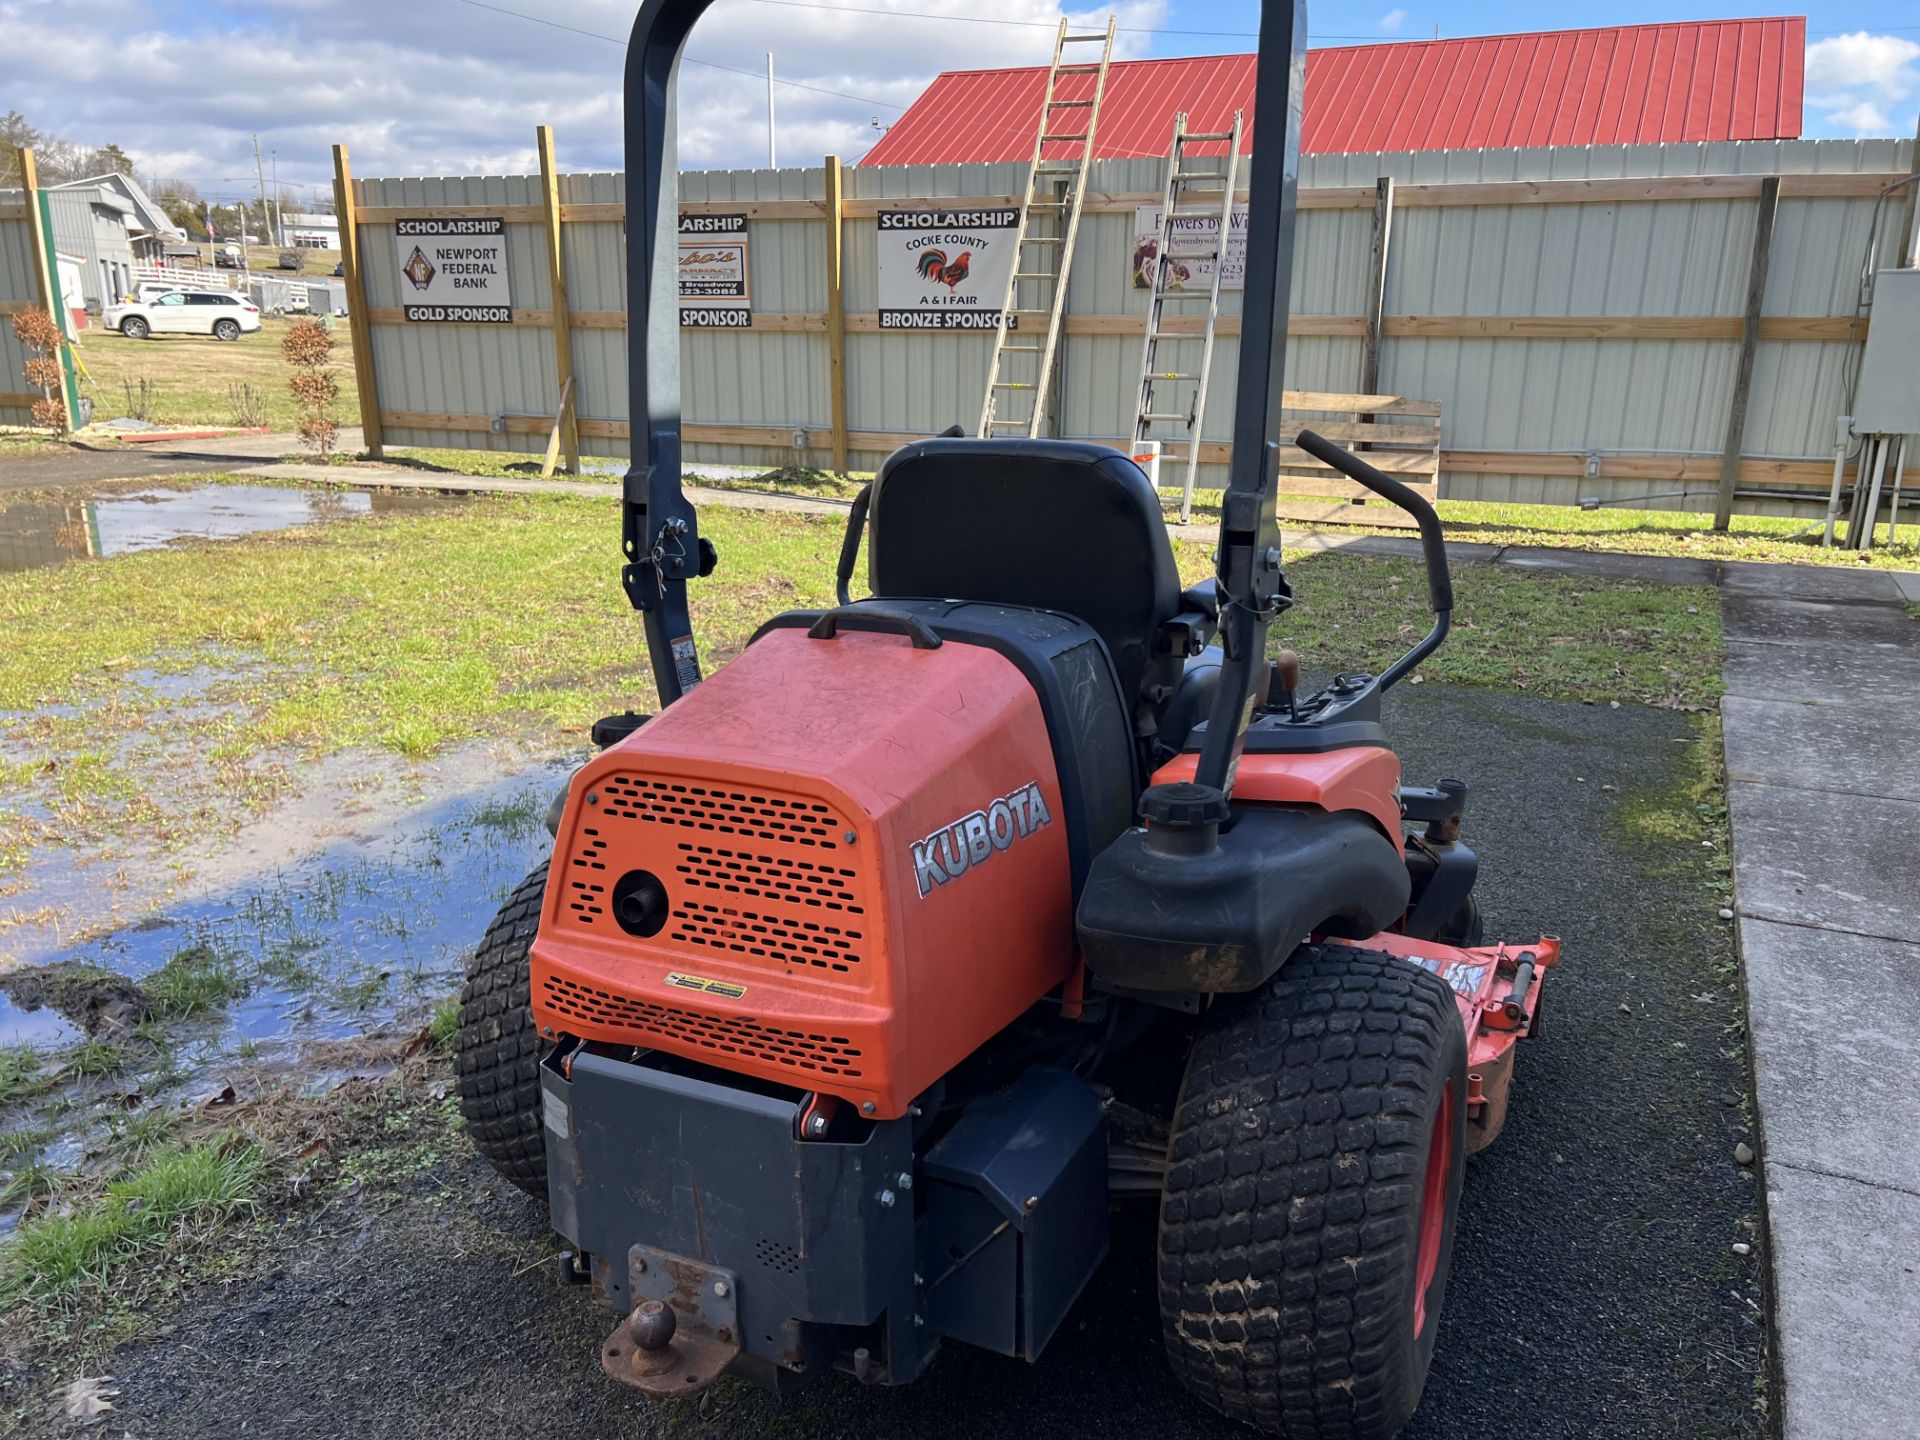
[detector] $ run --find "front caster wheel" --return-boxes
[1159,945,1469,1439]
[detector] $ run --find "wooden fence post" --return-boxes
[19,147,80,431]
[332,144,384,458]
[824,153,848,473]
[1713,175,1780,531]
[1360,176,1395,399]
[535,124,579,475]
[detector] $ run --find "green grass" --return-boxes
[145,940,248,1018]
[72,316,357,434]
[428,996,460,1050]
[1268,492,1916,570]
[66,1038,126,1078]
[0,1047,52,1107]
[0,1140,264,1305]
[0,488,1720,863]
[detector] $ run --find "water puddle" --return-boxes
[0,748,575,1229]
[0,485,462,575]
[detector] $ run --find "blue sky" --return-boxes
[4,1,1915,201]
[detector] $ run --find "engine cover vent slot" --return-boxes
[671,900,863,972]
[597,777,841,847]
[674,843,863,914]
[540,975,866,1078]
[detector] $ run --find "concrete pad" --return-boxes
[1723,695,1920,803]
[1893,570,1920,605]
[1727,782,1920,942]
[1744,918,1920,1193]
[1494,546,1720,586]
[1766,1164,1920,1440]
[1721,592,1918,648]
[1723,639,1920,708]
[1718,562,1903,603]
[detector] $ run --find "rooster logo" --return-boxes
[916,249,972,291]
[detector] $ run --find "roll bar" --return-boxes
[620,0,1311,799]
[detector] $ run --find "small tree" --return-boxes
[11,307,67,434]
[282,317,339,457]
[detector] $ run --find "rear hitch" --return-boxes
[599,1245,742,1398]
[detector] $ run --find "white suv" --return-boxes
[105,290,262,342]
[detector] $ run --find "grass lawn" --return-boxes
[237,244,342,278]
[70,316,358,434]
[553,461,1915,572]
[0,487,1720,874]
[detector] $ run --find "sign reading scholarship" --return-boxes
[877,208,1020,329]
[1131,202,1250,292]
[678,214,752,327]
[395,217,511,322]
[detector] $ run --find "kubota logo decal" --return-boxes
[910,782,1052,898]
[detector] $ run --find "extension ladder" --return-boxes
[1132,109,1244,520]
[977,17,1117,438]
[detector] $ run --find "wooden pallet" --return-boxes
[1272,391,1442,529]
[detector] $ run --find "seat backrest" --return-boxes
[867,438,1181,713]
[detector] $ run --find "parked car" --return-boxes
[104,291,262,341]
[132,279,226,304]
[277,249,303,271]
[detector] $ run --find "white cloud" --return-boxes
[1825,100,1894,134]
[1803,31,1920,140]
[1379,9,1407,34]
[1806,32,1920,97]
[0,0,1171,200]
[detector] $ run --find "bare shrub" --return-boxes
[282,318,339,457]
[10,307,67,434]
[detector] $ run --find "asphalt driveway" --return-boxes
[59,684,1764,1440]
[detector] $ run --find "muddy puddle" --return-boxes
[0,746,574,1233]
[0,484,461,574]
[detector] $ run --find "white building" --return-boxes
[282,211,339,249]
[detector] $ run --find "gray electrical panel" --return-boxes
[1855,268,1920,434]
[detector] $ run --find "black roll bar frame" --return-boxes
[619,0,1310,798]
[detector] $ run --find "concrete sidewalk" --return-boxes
[1713,563,1920,1440]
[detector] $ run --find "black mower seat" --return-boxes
[868,438,1181,710]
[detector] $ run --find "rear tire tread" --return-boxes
[453,862,550,1197]
[1158,945,1468,1439]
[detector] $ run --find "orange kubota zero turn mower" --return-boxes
[453,2,1558,1435]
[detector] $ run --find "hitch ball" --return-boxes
[627,1299,677,1353]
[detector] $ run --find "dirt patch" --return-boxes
[0,964,150,1037]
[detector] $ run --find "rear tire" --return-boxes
[213,318,241,341]
[454,862,550,1197]
[1158,946,1469,1439]
[120,316,149,339]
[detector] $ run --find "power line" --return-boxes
[447,0,907,107]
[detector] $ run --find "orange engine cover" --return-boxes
[529,625,1076,1119]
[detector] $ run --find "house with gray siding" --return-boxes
[46,171,189,312]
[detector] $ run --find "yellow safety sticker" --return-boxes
[666,972,746,999]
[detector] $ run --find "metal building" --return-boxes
[862,17,1808,166]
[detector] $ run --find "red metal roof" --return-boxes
[858,18,1805,165]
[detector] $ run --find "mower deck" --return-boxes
[1334,933,1561,1151]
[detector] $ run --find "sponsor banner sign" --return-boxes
[877,207,1020,330]
[1131,202,1249,292]
[679,214,751,327]
[395,217,511,322]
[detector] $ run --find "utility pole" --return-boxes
[271,149,283,246]
[767,53,777,168]
[252,133,271,250]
